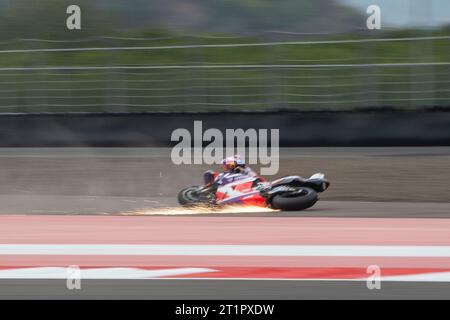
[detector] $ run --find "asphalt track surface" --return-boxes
[1,146,450,202]
[0,147,449,299]
[1,280,450,299]
[1,146,449,157]
[1,210,450,299]
[1,195,450,218]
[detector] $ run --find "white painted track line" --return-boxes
[1,244,450,257]
[0,267,216,279]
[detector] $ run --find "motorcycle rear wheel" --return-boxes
[271,187,318,211]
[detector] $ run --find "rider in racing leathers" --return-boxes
[203,155,257,186]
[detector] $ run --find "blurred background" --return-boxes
[0,0,449,204]
[0,0,448,113]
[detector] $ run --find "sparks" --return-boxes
[121,205,278,216]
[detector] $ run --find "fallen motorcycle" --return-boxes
[177,172,330,211]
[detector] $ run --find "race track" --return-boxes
[0,147,449,299]
[2,280,450,299]
[1,206,450,299]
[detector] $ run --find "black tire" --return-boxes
[271,187,318,211]
[177,186,202,206]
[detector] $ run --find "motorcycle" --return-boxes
[177,172,330,211]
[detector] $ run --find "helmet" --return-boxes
[222,155,244,171]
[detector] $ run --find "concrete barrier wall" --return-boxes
[0,110,449,147]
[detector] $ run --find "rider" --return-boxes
[203,155,257,186]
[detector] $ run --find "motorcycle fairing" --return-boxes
[215,175,266,206]
[271,174,329,192]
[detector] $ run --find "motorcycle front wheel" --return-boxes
[271,187,318,211]
[177,186,202,206]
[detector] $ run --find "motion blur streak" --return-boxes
[122,205,277,216]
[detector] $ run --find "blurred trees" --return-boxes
[0,0,363,40]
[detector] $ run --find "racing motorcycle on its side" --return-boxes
[177,172,330,211]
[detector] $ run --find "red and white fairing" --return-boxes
[214,174,268,207]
